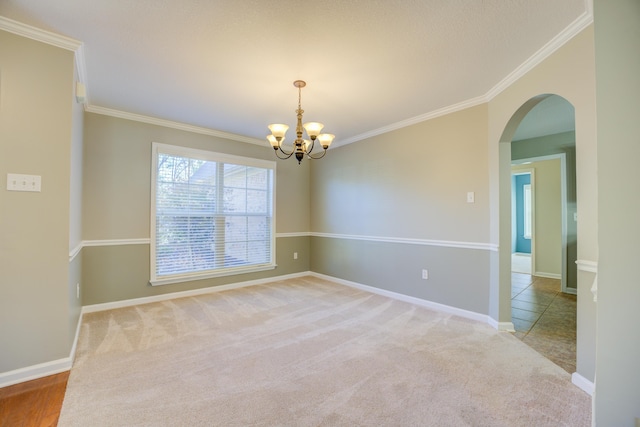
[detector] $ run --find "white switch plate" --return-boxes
[7,173,41,192]
[467,191,475,203]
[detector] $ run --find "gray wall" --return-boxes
[310,105,492,315]
[594,0,640,424]
[0,30,76,371]
[81,113,311,305]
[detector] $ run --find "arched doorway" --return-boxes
[499,94,577,372]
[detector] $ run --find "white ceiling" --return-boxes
[0,0,588,146]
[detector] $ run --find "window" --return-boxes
[151,143,275,285]
[523,184,532,239]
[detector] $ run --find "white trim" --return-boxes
[69,242,83,262]
[487,318,516,332]
[276,232,310,238]
[485,9,594,101]
[335,95,488,147]
[0,308,84,389]
[150,264,277,286]
[0,16,82,51]
[514,154,568,292]
[533,272,562,280]
[0,358,72,389]
[71,235,496,252]
[84,270,492,326]
[83,271,309,313]
[311,232,498,251]
[511,168,536,276]
[572,372,595,396]
[86,105,264,146]
[576,259,598,273]
[83,238,150,247]
[70,235,307,257]
[0,9,593,150]
[69,311,83,365]
[316,9,593,148]
[310,272,493,326]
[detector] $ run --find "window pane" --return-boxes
[225,216,247,242]
[223,188,247,213]
[247,167,268,190]
[223,164,246,188]
[246,189,267,213]
[248,216,268,240]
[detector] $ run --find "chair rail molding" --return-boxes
[576,259,598,302]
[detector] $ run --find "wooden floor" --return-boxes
[0,372,69,427]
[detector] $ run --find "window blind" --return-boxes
[151,143,275,285]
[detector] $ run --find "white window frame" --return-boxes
[150,142,276,286]
[523,183,532,239]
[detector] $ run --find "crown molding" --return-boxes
[336,7,593,148]
[0,16,88,101]
[0,16,82,51]
[2,5,594,149]
[485,9,594,101]
[334,94,489,147]
[85,105,265,146]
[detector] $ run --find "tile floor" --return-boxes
[511,272,577,374]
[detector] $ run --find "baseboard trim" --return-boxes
[533,271,562,280]
[0,270,511,388]
[0,358,72,389]
[0,309,85,389]
[571,372,595,396]
[487,318,516,332]
[310,272,493,326]
[82,271,309,313]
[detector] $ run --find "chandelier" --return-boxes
[267,80,335,164]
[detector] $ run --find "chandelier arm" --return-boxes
[305,138,316,154]
[277,143,294,156]
[274,148,295,160]
[306,148,328,160]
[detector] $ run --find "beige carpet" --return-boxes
[59,276,591,426]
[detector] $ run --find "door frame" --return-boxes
[511,168,535,274]
[512,153,569,293]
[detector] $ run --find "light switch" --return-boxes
[467,191,475,203]
[7,173,41,192]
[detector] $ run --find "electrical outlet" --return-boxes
[293,252,298,260]
[76,283,80,299]
[422,269,429,280]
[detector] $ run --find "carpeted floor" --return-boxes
[59,276,591,426]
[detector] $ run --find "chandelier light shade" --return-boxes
[267,80,335,164]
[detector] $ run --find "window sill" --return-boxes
[150,263,277,286]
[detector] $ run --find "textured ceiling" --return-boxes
[0,0,588,146]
